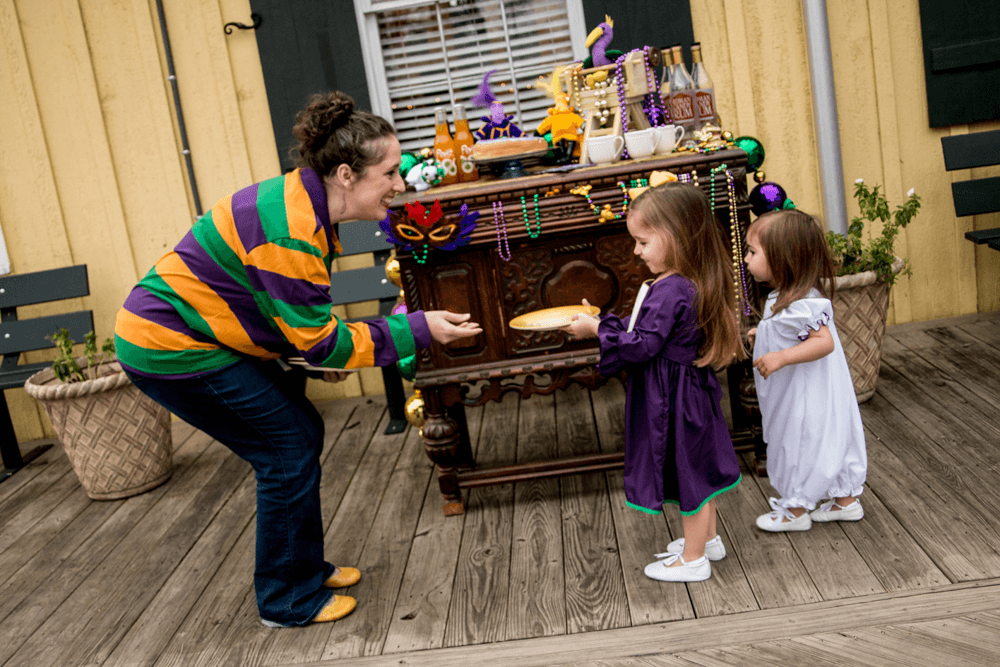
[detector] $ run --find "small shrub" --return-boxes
[47,328,115,383]
[826,180,921,286]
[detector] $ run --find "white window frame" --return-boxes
[353,0,588,138]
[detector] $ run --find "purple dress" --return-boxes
[597,275,741,515]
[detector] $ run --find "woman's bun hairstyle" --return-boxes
[293,91,354,154]
[291,91,395,178]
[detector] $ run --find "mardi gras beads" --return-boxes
[492,201,511,261]
[520,193,541,238]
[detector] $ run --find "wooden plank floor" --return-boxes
[1,312,999,667]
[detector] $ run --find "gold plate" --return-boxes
[508,305,600,331]
[285,357,362,373]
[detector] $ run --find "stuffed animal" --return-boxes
[583,15,623,68]
[470,69,523,141]
[534,67,585,164]
[405,161,444,192]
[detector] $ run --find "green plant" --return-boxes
[826,179,921,286]
[47,328,116,383]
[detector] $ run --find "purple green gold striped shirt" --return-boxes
[114,168,429,378]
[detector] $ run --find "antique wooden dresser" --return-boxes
[390,149,762,514]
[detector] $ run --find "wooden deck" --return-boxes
[1,312,999,667]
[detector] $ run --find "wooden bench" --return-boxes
[942,129,1000,251]
[0,265,93,482]
[310,219,407,434]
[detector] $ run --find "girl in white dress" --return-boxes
[743,210,867,532]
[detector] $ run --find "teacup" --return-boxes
[652,124,687,155]
[623,128,661,159]
[586,134,625,164]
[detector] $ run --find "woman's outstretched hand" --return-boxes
[561,299,599,340]
[425,310,482,344]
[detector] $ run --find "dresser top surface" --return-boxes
[391,149,748,207]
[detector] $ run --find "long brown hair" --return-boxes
[748,209,836,315]
[630,183,746,369]
[290,91,396,178]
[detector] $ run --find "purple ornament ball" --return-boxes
[749,181,788,217]
[391,302,408,316]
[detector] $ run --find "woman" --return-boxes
[114,91,480,627]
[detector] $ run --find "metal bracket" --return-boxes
[224,13,262,35]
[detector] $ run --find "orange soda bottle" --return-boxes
[452,104,479,182]
[433,106,459,186]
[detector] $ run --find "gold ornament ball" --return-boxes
[721,130,734,142]
[754,170,767,184]
[404,392,426,427]
[419,147,433,160]
[385,257,402,286]
[399,288,405,299]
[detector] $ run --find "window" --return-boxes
[354,0,587,152]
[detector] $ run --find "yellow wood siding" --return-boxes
[1,0,997,441]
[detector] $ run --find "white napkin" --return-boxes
[627,280,652,332]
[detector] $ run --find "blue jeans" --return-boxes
[125,359,335,626]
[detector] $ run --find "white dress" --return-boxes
[753,289,867,510]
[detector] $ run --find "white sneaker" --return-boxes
[644,553,712,582]
[810,499,864,522]
[656,535,726,561]
[756,497,812,532]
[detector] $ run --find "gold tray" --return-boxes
[508,305,600,331]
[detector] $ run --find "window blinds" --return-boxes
[360,0,579,152]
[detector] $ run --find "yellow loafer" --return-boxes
[324,566,361,588]
[313,595,356,623]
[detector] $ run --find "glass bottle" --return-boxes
[659,46,675,123]
[669,45,699,136]
[433,106,459,186]
[452,104,479,182]
[690,43,719,129]
[660,46,674,103]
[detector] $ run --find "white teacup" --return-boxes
[586,134,625,164]
[623,128,661,159]
[652,124,686,155]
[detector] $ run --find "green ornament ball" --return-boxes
[399,152,420,178]
[734,136,765,172]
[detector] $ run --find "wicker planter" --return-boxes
[24,359,173,500]
[831,257,904,403]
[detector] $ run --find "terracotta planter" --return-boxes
[831,257,904,403]
[24,359,173,499]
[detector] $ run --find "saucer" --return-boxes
[508,305,600,331]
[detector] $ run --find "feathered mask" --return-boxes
[380,200,479,264]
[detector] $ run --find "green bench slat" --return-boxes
[329,265,400,305]
[0,360,52,391]
[0,265,89,310]
[0,310,94,356]
[965,228,1000,244]
[337,220,393,257]
[950,177,1000,217]
[942,130,1000,171]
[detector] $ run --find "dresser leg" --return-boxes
[420,388,465,514]
[738,367,767,477]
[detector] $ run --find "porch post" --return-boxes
[802,0,848,236]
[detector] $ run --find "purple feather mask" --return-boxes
[380,201,479,261]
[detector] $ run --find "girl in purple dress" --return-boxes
[563,183,745,582]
